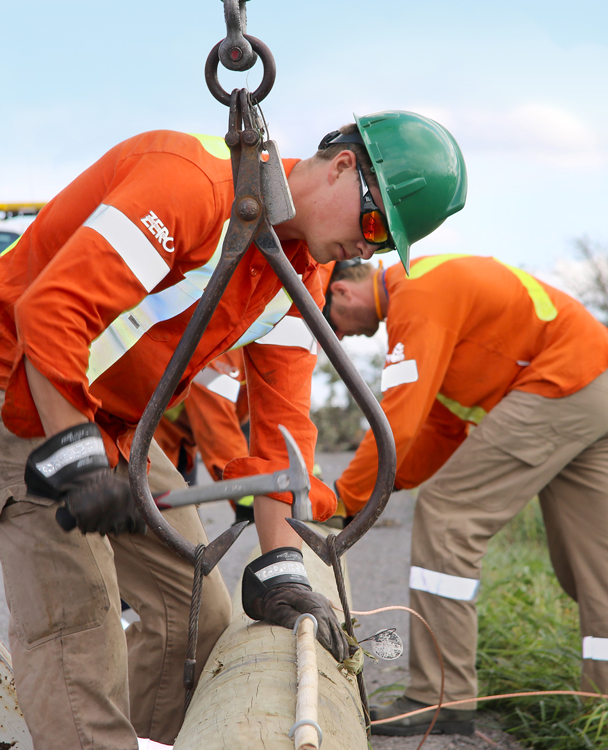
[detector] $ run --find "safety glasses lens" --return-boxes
[361,210,389,244]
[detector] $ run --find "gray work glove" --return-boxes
[25,422,146,536]
[242,547,348,663]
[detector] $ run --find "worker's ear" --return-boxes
[327,150,357,185]
[329,279,352,300]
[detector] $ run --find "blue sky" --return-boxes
[2,0,607,273]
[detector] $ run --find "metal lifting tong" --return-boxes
[129,0,396,611]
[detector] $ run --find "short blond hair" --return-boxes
[331,261,375,284]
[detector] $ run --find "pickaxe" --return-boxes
[155,424,312,519]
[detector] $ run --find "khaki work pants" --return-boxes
[0,407,232,749]
[407,370,608,708]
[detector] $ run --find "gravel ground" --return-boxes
[0,452,523,749]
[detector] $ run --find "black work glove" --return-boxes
[60,470,146,535]
[242,547,348,663]
[25,422,146,536]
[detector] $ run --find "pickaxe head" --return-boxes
[286,518,332,565]
[277,424,312,521]
[201,520,249,575]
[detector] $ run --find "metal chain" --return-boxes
[183,543,207,714]
[327,534,370,733]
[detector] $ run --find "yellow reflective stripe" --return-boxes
[236,495,254,507]
[0,203,45,213]
[188,133,230,160]
[163,402,185,422]
[495,260,558,322]
[436,392,487,425]
[0,237,20,257]
[408,254,469,279]
[410,254,558,323]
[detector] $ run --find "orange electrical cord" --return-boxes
[334,604,608,750]
[372,262,384,322]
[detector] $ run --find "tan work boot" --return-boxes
[370,696,475,736]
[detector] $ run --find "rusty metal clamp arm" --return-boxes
[253,223,397,564]
[129,90,265,566]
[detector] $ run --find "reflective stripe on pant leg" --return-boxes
[409,566,480,601]
[407,485,481,708]
[405,387,608,707]
[537,416,608,695]
[583,637,608,661]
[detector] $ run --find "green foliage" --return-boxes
[477,499,608,748]
[311,351,384,452]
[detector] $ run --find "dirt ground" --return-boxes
[370,714,524,750]
[0,452,524,749]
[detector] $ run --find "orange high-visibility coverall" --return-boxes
[0,130,334,519]
[337,255,608,512]
[337,254,608,704]
[0,130,333,748]
[155,350,249,481]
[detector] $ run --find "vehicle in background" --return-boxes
[0,203,45,253]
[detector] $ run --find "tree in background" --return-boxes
[311,349,384,452]
[557,236,608,325]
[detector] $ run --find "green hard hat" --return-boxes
[355,111,467,273]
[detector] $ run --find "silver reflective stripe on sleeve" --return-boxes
[583,636,608,661]
[381,359,418,392]
[86,223,228,385]
[255,561,308,583]
[194,368,240,403]
[84,204,169,292]
[230,286,294,350]
[409,565,480,601]
[35,437,106,478]
[255,316,317,353]
[86,219,301,384]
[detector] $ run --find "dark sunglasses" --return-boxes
[356,162,395,252]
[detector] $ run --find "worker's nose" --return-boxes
[355,240,376,260]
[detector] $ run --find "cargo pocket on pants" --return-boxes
[479,396,558,467]
[1,503,111,649]
[483,423,557,466]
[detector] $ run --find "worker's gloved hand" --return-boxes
[60,470,146,535]
[25,422,146,536]
[242,547,348,663]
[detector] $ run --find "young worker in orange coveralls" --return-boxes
[0,112,466,748]
[326,255,608,737]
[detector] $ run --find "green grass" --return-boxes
[477,499,608,749]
